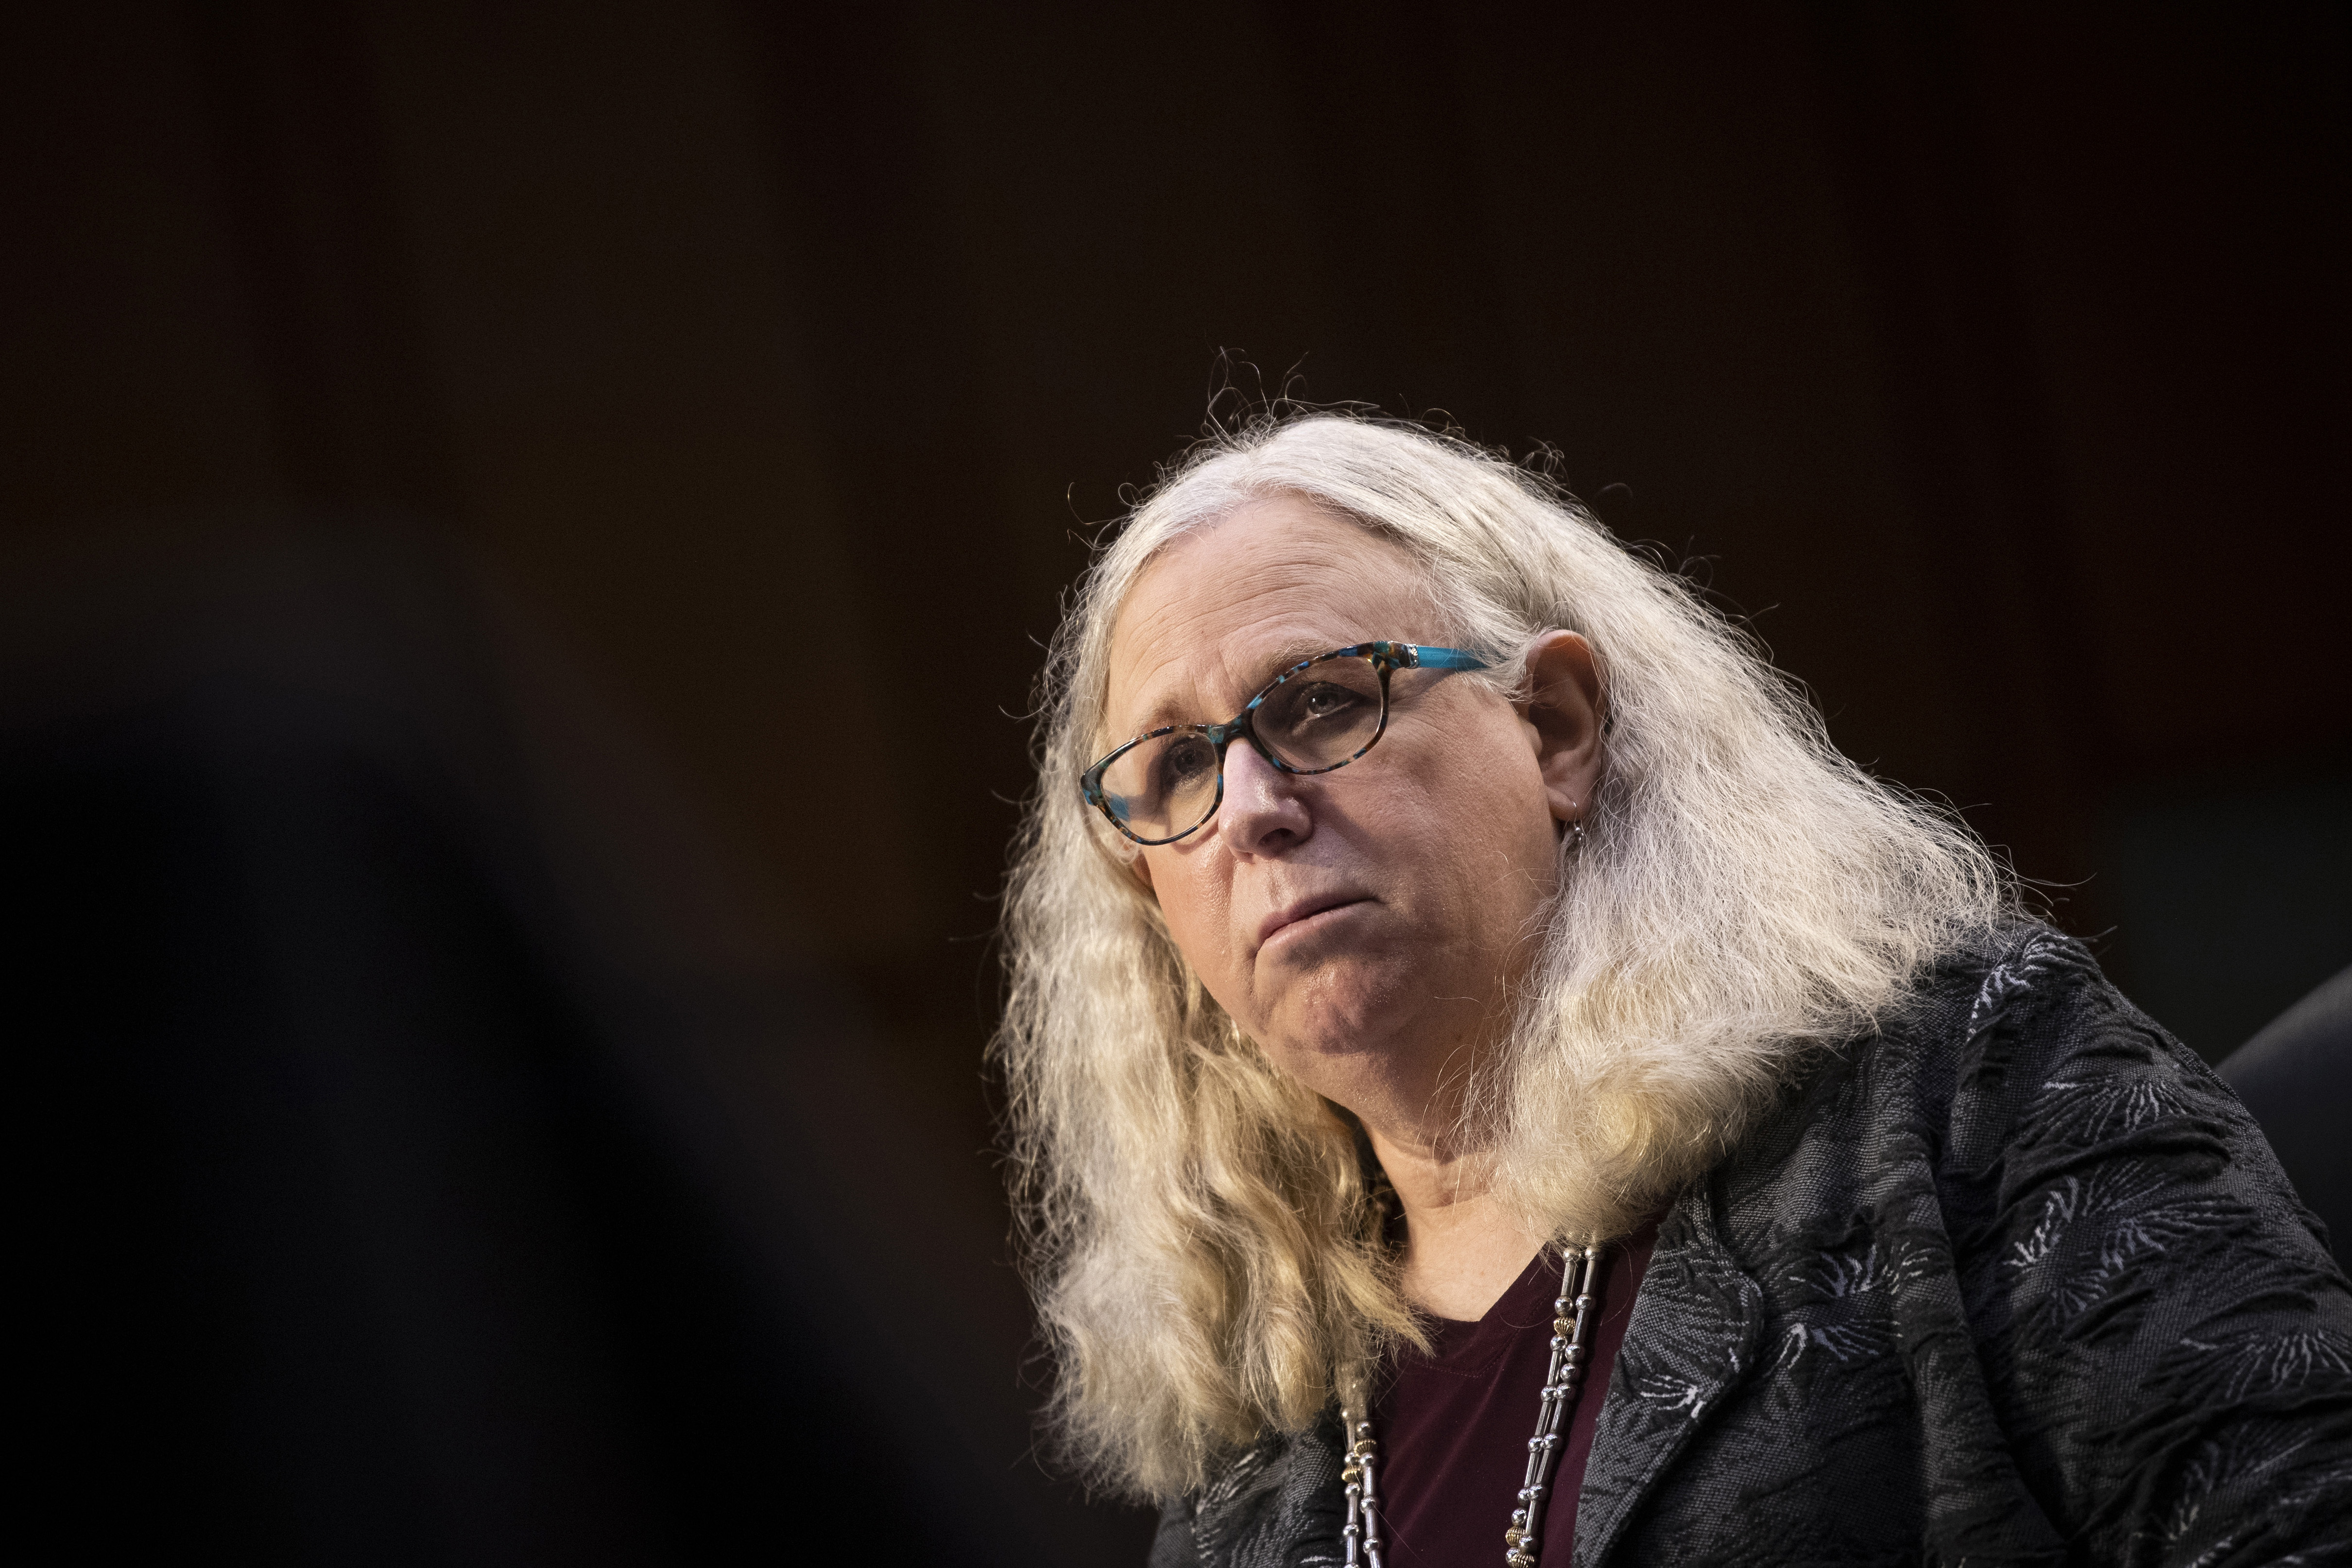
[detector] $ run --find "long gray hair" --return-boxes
[995,414,2010,1499]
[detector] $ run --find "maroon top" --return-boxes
[1370,1219,1658,1567]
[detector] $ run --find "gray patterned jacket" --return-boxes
[1148,929,2352,1567]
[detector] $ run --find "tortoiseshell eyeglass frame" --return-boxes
[1080,640,1493,847]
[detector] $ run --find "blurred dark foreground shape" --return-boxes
[6,517,1142,1564]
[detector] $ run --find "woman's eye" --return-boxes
[1299,683,1361,719]
[1158,740,1215,788]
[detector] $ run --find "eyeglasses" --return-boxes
[1081,641,1492,846]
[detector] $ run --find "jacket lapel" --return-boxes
[1573,1187,1764,1568]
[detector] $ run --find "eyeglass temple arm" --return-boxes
[1405,645,1491,672]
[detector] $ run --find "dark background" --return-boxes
[7,2,2347,1562]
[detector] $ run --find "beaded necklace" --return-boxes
[1339,1244,1608,1568]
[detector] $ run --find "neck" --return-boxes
[1367,1121,1545,1322]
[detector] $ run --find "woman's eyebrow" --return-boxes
[1218,641,1354,715]
[1127,640,1345,732]
[1251,639,1347,689]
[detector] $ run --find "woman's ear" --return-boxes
[1521,631,1606,825]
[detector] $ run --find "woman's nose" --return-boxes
[1215,739,1313,854]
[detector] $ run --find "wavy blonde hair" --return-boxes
[995,414,2010,1500]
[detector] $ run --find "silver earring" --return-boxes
[1565,818,1587,851]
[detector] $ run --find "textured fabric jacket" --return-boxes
[1148,929,2352,1567]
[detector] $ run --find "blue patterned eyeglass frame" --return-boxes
[1080,640,1493,847]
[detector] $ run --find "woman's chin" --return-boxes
[1259,990,1444,1084]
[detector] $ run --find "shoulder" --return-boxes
[1786,924,2296,1198]
[1941,923,2220,1148]
[1913,926,2325,1245]
[1688,926,2352,1559]
[1715,918,2351,1405]
[1766,922,2340,1271]
[1709,925,2106,1238]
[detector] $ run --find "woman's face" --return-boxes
[1103,496,1602,1139]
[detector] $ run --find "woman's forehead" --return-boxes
[1103,499,1436,730]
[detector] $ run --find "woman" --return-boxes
[996,415,2350,1566]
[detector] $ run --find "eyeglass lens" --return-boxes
[1097,655,1387,842]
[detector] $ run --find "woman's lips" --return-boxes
[1256,894,1373,950]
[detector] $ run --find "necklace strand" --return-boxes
[1341,1244,1606,1568]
